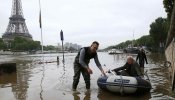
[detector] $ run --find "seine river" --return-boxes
[0,52,175,100]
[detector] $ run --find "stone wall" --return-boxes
[165,40,175,85]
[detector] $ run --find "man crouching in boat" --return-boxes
[110,56,143,77]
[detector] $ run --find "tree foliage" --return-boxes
[0,38,6,50]
[105,40,133,50]
[44,45,56,51]
[135,35,154,47]
[10,37,41,51]
[163,0,174,20]
[105,35,155,52]
[149,17,168,47]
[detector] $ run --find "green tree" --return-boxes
[105,35,155,52]
[135,35,154,47]
[115,40,132,49]
[0,38,6,50]
[149,17,168,47]
[11,37,41,51]
[163,0,174,20]
[44,45,56,51]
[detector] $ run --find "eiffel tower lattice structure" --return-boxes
[2,0,32,43]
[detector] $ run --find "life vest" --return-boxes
[74,47,97,65]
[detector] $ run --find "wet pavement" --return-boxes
[0,52,175,100]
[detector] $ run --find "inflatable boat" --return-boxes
[97,70,152,94]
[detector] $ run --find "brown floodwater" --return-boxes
[0,52,175,100]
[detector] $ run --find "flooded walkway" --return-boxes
[0,53,175,100]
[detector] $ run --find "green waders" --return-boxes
[72,63,90,90]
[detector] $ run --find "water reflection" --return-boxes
[13,61,31,100]
[39,64,45,100]
[97,89,151,100]
[73,94,80,100]
[0,72,17,86]
[148,53,166,65]
[73,92,91,100]
[83,93,91,100]
[60,64,66,80]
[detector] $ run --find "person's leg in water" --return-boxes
[72,63,81,94]
[140,62,144,75]
[82,68,90,93]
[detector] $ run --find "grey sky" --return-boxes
[0,0,167,49]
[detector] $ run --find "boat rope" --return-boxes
[119,75,124,95]
[109,70,124,95]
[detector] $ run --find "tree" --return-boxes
[149,17,169,47]
[104,35,157,52]
[0,38,6,50]
[163,0,174,20]
[114,40,133,49]
[11,37,41,51]
[44,45,56,51]
[135,35,154,47]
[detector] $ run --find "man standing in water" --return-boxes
[136,48,148,75]
[72,41,105,93]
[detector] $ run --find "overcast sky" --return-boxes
[0,0,167,49]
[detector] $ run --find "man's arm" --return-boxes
[136,53,139,62]
[112,63,127,73]
[79,48,88,68]
[94,55,102,70]
[94,55,105,75]
[144,53,148,64]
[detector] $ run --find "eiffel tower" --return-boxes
[2,0,32,43]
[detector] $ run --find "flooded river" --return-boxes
[0,52,175,100]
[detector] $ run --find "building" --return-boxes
[2,0,32,43]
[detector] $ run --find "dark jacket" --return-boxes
[113,61,142,77]
[136,51,148,66]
